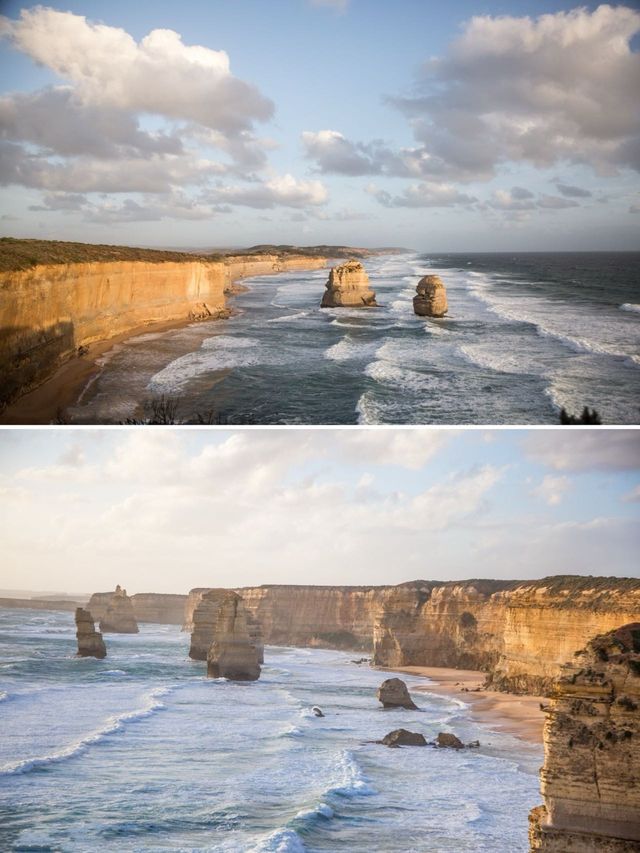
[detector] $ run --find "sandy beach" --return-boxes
[0,314,207,425]
[384,665,545,745]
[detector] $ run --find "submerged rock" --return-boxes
[377,677,418,710]
[207,592,261,681]
[413,274,448,317]
[75,607,106,658]
[436,732,464,749]
[312,706,325,717]
[320,260,378,308]
[99,585,139,634]
[529,623,640,852]
[380,728,427,748]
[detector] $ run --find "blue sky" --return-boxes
[0,1,639,249]
[0,428,638,594]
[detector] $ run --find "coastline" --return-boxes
[384,665,545,745]
[0,259,325,425]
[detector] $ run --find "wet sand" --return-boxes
[386,665,545,744]
[0,315,203,425]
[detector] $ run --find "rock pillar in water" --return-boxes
[320,260,377,308]
[529,623,640,852]
[190,589,264,664]
[99,585,139,634]
[413,274,448,317]
[207,592,261,681]
[377,677,418,709]
[75,607,107,658]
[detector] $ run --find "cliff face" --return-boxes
[529,624,640,852]
[185,578,640,696]
[374,579,640,695]
[0,254,325,409]
[185,585,385,650]
[87,592,186,625]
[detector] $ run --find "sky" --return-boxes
[0,0,639,250]
[0,427,638,595]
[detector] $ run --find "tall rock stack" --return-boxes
[207,592,261,681]
[320,260,377,308]
[413,274,448,317]
[189,589,229,660]
[529,624,640,852]
[99,585,139,634]
[75,607,107,659]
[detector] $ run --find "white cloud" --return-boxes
[209,173,328,209]
[389,5,640,181]
[370,181,476,208]
[533,474,571,506]
[525,431,640,472]
[1,8,272,132]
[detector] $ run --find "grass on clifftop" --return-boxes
[0,238,224,272]
[0,238,402,273]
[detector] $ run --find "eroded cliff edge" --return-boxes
[529,624,640,851]
[0,248,325,410]
[184,577,640,695]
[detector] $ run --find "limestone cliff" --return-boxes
[98,586,139,634]
[206,592,261,681]
[185,578,640,696]
[86,592,186,625]
[320,260,377,308]
[413,274,448,317]
[185,585,384,650]
[75,607,106,658]
[529,624,640,851]
[0,253,325,410]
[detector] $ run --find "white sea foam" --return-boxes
[0,686,171,776]
[148,335,264,393]
[247,828,307,853]
[326,750,375,798]
[267,311,311,323]
[620,303,640,314]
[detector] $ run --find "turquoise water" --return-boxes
[66,251,640,425]
[0,608,542,852]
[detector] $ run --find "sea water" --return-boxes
[0,608,542,852]
[66,251,640,425]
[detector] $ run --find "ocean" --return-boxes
[65,251,640,425]
[0,608,541,852]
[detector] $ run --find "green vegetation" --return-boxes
[0,237,400,273]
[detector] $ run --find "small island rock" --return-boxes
[436,732,464,749]
[99,585,139,634]
[377,677,418,710]
[413,274,448,317]
[381,728,427,748]
[321,260,378,308]
[75,607,107,659]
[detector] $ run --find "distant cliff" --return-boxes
[185,577,640,695]
[87,592,187,625]
[0,245,325,409]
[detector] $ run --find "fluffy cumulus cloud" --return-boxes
[390,4,640,181]
[533,474,571,506]
[302,4,640,216]
[0,7,326,221]
[207,174,328,209]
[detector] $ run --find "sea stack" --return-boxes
[529,623,640,852]
[320,260,378,308]
[190,589,264,664]
[75,607,107,658]
[413,274,448,317]
[377,677,418,710]
[207,592,261,681]
[99,585,139,634]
